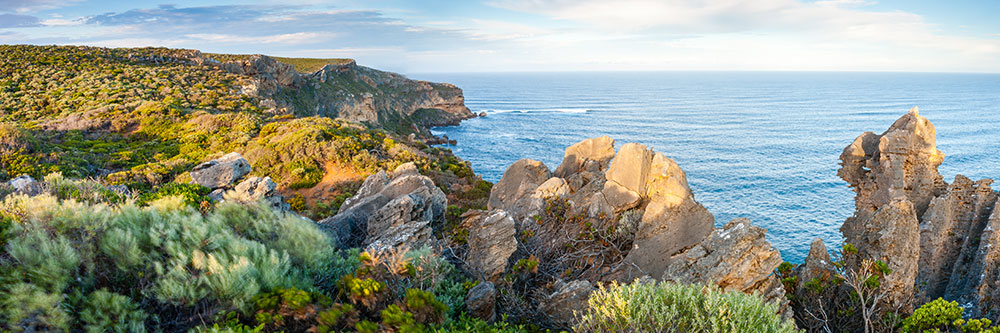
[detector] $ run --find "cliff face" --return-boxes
[201,53,474,136]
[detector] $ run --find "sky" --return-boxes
[1,0,999,73]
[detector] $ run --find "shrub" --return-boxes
[431,313,527,332]
[136,182,210,208]
[902,298,999,333]
[79,289,148,333]
[0,283,70,331]
[576,280,798,333]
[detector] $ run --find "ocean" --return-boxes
[414,71,1000,263]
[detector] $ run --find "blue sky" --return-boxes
[2,0,999,73]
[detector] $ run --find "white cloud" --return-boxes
[185,32,331,45]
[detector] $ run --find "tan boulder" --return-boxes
[463,210,518,282]
[488,159,552,211]
[553,136,616,178]
[604,143,653,194]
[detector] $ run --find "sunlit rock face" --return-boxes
[833,107,1000,317]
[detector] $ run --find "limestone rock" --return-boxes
[917,176,998,302]
[553,136,615,178]
[465,281,497,322]
[838,107,947,239]
[7,175,42,196]
[463,210,517,282]
[966,208,1000,318]
[365,221,433,253]
[604,143,654,194]
[600,180,641,213]
[531,177,570,199]
[834,108,1000,315]
[797,238,834,287]
[848,198,920,312]
[539,280,594,327]
[227,176,284,207]
[663,218,790,317]
[190,152,251,189]
[320,163,446,249]
[488,159,552,211]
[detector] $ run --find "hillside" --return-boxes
[0,45,481,210]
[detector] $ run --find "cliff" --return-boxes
[200,52,474,137]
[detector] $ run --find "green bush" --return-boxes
[902,298,999,333]
[136,182,210,208]
[79,289,148,333]
[0,283,70,331]
[431,313,527,332]
[576,280,798,333]
[0,192,336,331]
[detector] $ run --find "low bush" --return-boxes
[902,298,999,333]
[576,279,798,333]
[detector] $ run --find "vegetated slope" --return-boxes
[0,45,482,216]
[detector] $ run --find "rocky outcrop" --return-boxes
[319,163,446,250]
[663,218,791,318]
[832,107,1000,316]
[222,176,287,208]
[7,175,42,196]
[462,209,517,282]
[190,152,252,190]
[838,107,946,239]
[916,176,997,303]
[539,280,594,327]
[611,143,714,279]
[203,53,473,137]
[796,238,834,290]
[466,281,497,322]
[482,136,788,324]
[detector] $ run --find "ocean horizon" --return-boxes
[416,71,1000,263]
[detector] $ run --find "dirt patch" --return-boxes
[279,162,364,205]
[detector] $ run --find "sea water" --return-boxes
[415,71,1000,263]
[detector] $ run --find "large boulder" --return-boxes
[319,163,446,249]
[466,281,497,322]
[663,218,790,318]
[538,279,594,327]
[553,136,615,178]
[7,175,42,196]
[610,143,713,279]
[462,209,517,282]
[488,159,552,212]
[223,176,287,208]
[190,152,252,189]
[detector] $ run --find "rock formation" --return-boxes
[480,136,788,325]
[190,152,252,190]
[319,163,446,251]
[461,209,517,282]
[809,107,1000,317]
[538,280,595,327]
[662,218,791,318]
[466,281,497,322]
